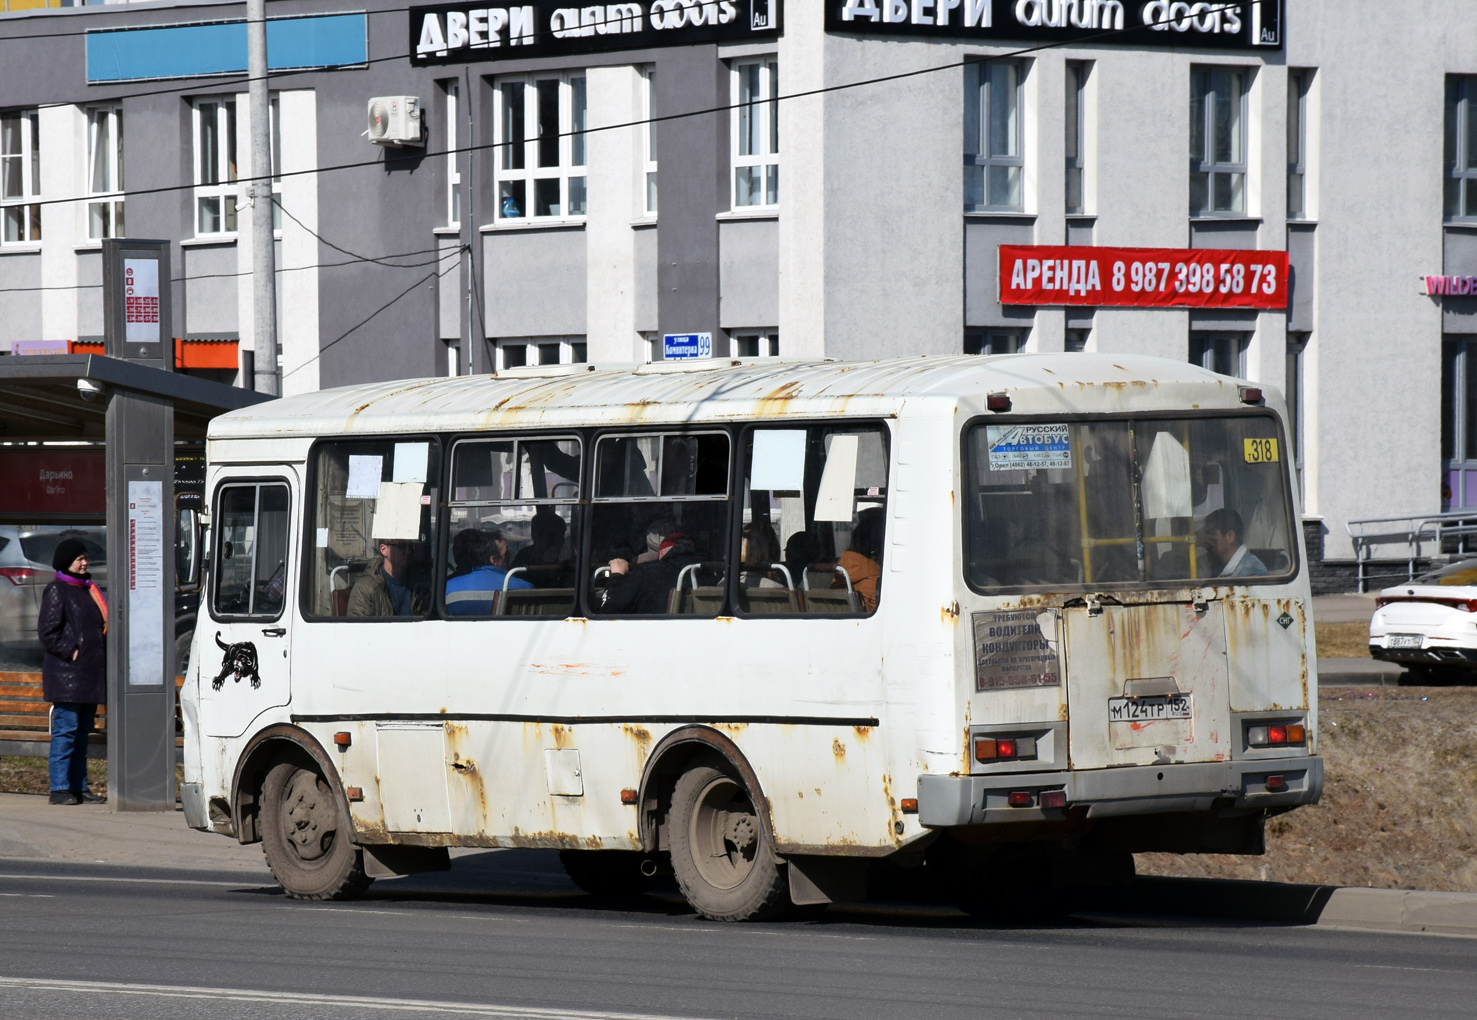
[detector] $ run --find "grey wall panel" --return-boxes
[0,255,41,345]
[718,217,778,330]
[483,229,588,338]
[77,251,104,337]
[965,220,1035,327]
[438,236,462,340]
[1189,309,1258,332]
[634,225,658,334]
[1190,221,1259,250]
[1288,224,1316,332]
[1066,220,1095,247]
[655,46,726,352]
[183,244,239,335]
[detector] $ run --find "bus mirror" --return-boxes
[178,508,203,591]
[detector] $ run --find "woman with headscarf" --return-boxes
[36,537,108,805]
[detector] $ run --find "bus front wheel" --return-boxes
[260,760,372,901]
[668,760,787,922]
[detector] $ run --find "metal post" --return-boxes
[247,0,279,397]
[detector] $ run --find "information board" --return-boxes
[663,333,713,360]
[998,245,1289,310]
[126,480,165,687]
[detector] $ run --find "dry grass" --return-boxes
[0,756,108,796]
[1139,686,1477,891]
[1314,621,1372,658]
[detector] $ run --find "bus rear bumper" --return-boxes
[917,756,1323,828]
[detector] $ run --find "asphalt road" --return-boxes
[0,850,1473,1020]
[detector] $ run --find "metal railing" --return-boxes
[1345,510,1477,592]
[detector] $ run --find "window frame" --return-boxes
[642,65,658,215]
[1447,76,1477,222]
[1286,69,1309,221]
[492,71,588,223]
[1189,66,1249,218]
[733,331,779,358]
[446,79,462,228]
[730,57,779,211]
[1065,61,1088,215]
[0,108,41,246]
[965,330,1026,355]
[210,479,293,623]
[590,429,733,504]
[86,106,124,241]
[964,59,1025,213]
[192,96,238,237]
[447,433,584,508]
[960,409,1301,597]
[495,337,588,369]
[1190,332,1250,378]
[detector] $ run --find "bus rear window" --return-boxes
[965,416,1294,590]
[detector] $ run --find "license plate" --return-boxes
[1108,694,1193,722]
[1387,634,1424,649]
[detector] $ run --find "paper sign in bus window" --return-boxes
[392,442,429,484]
[371,481,424,540]
[986,424,1071,471]
[1142,431,1193,519]
[750,430,806,491]
[815,434,859,522]
[346,455,383,499]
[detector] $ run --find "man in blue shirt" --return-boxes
[1200,508,1269,578]
[446,528,532,615]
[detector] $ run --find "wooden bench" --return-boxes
[0,671,183,758]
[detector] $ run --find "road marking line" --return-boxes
[0,893,52,898]
[0,873,266,888]
[0,977,707,1019]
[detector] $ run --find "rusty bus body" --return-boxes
[180,354,1320,917]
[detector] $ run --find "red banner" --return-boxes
[0,448,105,516]
[999,245,1289,309]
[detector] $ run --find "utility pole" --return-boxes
[247,0,279,396]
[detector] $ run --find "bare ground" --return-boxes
[1314,622,1374,659]
[1138,686,1477,891]
[0,756,108,796]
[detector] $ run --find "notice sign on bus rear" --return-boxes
[973,610,1062,692]
[986,424,1071,472]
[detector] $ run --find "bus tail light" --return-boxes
[1006,791,1034,808]
[987,392,1012,412]
[1039,790,1066,810]
[900,798,918,814]
[975,736,1038,762]
[1238,386,1263,404]
[1264,775,1288,793]
[620,788,638,805]
[1248,723,1306,747]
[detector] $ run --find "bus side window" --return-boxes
[587,432,731,617]
[444,435,582,618]
[306,439,440,620]
[738,424,889,615]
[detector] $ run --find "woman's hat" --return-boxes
[52,537,88,571]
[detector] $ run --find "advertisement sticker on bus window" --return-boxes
[973,609,1063,691]
[986,424,1071,472]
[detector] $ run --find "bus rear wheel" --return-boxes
[668,760,787,922]
[260,760,372,901]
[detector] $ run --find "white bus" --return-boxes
[180,354,1321,920]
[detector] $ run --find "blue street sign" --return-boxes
[663,333,712,360]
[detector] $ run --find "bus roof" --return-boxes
[208,354,1270,440]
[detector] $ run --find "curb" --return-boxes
[1316,657,1404,687]
[1318,888,1477,936]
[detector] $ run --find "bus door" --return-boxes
[1063,599,1232,770]
[201,474,297,739]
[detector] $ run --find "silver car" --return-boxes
[0,526,107,667]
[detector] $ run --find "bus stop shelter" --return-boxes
[0,351,269,809]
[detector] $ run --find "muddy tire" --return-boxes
[260,760,372,901]
[560,849,651,899]
[669,760,787,922]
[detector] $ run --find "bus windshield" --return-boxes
[965,415,1295,590]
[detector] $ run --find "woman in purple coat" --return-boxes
[36,538,107,806]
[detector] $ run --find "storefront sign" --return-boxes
[0,448,106,516]
[998,245,1289,309]
[9,340,71,355]
[1422,275,1477,296]
[410,0,782,65]
[827,0,1281,50]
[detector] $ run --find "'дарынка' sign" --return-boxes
[998,245,1289,310]
[826,0,1281,49]
[410,0,781,64]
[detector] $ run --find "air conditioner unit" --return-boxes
[366,96,422,147]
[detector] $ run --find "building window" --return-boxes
[1446,77,1477,221]
[446,81,461,227]
[1286,332,1307,497]
[1190,68,1247,217]
[269,96,282,233]
[497,337,587,370]
[87,107,124,240]
[734,332,778,358]
[1065,329,1089,352]
[1065,61,1088,215]
[1287,70,1310,220]
[642,66,658,215]
[495,73,587,221]
[0,109,41,245]
[1190,332,1249,378]
[965,330,1025,355]
[732,59,778,209]
[194,97,238,235]
[965,61,1023,212]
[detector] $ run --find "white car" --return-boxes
[1369,558,1477,680]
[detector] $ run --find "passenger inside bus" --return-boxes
[1198,507,1269,577]
[510,508,573,587]
[740,520,782,589]
[445,528,533,615]
[348,539,430,617]
[598,531,702,614]
[835,506,885,612]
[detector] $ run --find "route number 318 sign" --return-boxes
[998,244,1289,310]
